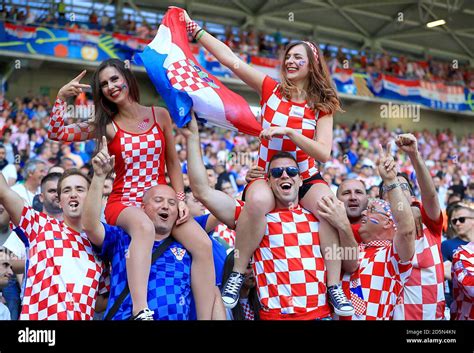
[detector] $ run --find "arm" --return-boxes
[396,134,441,221]
[452,247,474,298]
[48,70,94,142]
[181,115,237,228]
[0,174,24,226]
[159,108,189,225]
[317,195,359,273]
[378,144,416,263]
[82,137,115,247]
[181,9,265,94]
[261,115,333,163]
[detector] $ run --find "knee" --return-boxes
[129,218,155,240]
[246,192,274,215]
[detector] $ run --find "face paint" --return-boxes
[298,60,306,67]
[368,217,380,225]
[121,83,127,90]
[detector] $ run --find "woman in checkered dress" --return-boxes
[184,11,356,315]
[47,59,216,320]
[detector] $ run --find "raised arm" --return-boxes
[396,133,441,221]
[0,174,24,226]
[159,108,189,226]
[48,70,94,142]
[378,144,416,262]
[179,8,265,95]
[82,136,115,247]
[181,114,237,228]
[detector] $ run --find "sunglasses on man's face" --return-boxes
[451,216,474,226]
[269,166,299,178]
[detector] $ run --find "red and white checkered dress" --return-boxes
[47,98,94,142]
[258,76,329,180]
[104,107,166,225]
[18,206,104,320]
[451,243,474,320]
[339,240,413,320]
[393,203,445,320]
[249,205,330,320]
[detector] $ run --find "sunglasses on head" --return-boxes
[269,166,299,178]
[451,216,474,225]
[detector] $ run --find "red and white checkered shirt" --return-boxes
[393,202,445,320]
[246,205,330,320]
[106,111,166,209]
[339,240,413,320]
[47,98,94,142]
[240,298,255,321]
[212,224,236,248]
[258,76,328,180]
[451,243,474,320]
[18,206,104,320]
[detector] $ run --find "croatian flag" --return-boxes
[135,7,262,136]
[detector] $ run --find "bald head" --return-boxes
[142,185,179,237]
[337,179,368,224]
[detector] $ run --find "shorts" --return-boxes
[242,172,327,202]
[104,201,140,226]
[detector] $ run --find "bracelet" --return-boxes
[382,182,400,194]
[176,191,186,202]
[193,28,204,40]
[186,20,199,35]
[195,29,206,41]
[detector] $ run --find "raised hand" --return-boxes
[377,143,397,181]
[92,136,115,178]
[395,133,418,155]
[58,70,91,101]
[179,111,199,139]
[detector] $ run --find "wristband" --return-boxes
[193,28,204,40]
[176,191,186,202]
[382,182,400,194]
[186,20,199,35]
[195,29,206,41]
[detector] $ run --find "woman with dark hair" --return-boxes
[47,59,215,320]
[222,250,260,320]
[181,9,355,316]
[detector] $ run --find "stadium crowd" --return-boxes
[0,87,472,320]
[2,3,474,88]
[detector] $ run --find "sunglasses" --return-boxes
[269,166,299,178]
[451,216,474,225]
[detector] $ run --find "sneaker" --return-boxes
[221,271,245,309]
[327,284,355,317]
[130,308,154,320]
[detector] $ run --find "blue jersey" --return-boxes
[100,223,192,320]
[441,237,469,262]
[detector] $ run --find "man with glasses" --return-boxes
[381,134,445,320]
[449,203,474,320]
[337,144,416,320]
[182,116,359,320]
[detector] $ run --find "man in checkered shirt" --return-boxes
[83,140,228,320]
[182,116,359,320]
[0,169,104,320]
[336,144,417,320]
[385,134,445,320]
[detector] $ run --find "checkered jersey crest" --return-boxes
[257,76,327,180]
[393,210,445,320]
[18,206,103,320]
[451,243,474,320]
[340,241,413,320]
[107,121,166,208]
[167,59,219,92]
[252,206,329,318]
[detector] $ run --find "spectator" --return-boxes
[11,159,48,206]
[0,144,17,186]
